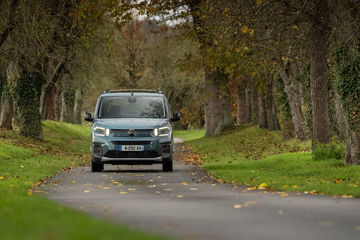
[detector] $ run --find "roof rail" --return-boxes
[103,89,162,94]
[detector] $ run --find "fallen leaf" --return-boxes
[181,182,189,186]
[279,193,288,197]
[245,187,256,191]
[164,188,173,191]
[353,225,360,231]
[341,195,353,199]
[233,204,243,209]
[189,188,198,191]
[160,183,168,186]
[20,165,24,168]
[148,185,157,188]
[0,176,4,180]
[258,183,267,189]
[292,185,300,189]
[71,180,76,184]
[334,179,342,184]
[128,188,136,191]
[27,191,33,196]
[243,201,256,206]
[84,190,90,193]
[119,191,127,194]
[177,194,184,198]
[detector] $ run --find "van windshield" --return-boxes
[98,96,165,119]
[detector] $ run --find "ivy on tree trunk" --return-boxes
[14,70,43,139]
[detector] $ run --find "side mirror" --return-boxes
[84,112,94,122]
[170,112,181,122]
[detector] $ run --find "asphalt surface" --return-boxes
[39,140,360,240]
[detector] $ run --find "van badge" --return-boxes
[128,129,136,137]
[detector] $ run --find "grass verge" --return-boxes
[0,121,166,240]
[173,129,205,142]
[180,126,360,197]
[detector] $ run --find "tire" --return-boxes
[162,156,173,172]
[91,158,104,172]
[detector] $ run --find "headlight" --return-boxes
[93,126,110,136]
[154,124,171,137]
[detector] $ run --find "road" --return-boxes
[39,141,360,240]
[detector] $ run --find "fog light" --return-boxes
[161,145,171,158]
[93,145,103,158]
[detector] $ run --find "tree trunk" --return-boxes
[54,83,62,120]
[42,83,57,120]
[277,64,307,140]
[60,90,66,122]
[345,129,359,164]
[258,91,267,129]
[309,0,331,144]
[237,84,246,124]
[204,69,233,137]
[15,70,44,139]
[73,89,83,124]
[251,87,258,125]
[0,74,5,111]
[60,80,75,123]
[0,96,13,129]
[334,90,347,139]
[0,61,19,129]
[277,75,295,140]
[245,86,252,123]
[264,76,280,130]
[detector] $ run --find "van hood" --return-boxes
[95,118,168,129]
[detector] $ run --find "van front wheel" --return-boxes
[162,157,173,172]
[91,158,104,172]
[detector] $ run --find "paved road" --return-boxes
[39,142,360,240]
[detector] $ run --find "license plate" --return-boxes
[117,145,144,151]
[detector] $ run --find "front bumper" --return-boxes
[91,135,172,164]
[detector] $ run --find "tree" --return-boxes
[331,0,360,164]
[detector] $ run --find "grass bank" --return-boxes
[176,126,360,197]
[0,121,165,240]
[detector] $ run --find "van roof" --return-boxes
[100,92,164,97]
[102,89,163,94]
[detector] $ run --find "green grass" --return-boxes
[184,126,360,196]
[174,129,205,141]
[0,121,166,240]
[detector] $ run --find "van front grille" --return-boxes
[111,141,151,145]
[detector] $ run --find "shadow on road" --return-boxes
[102,169,162,173]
